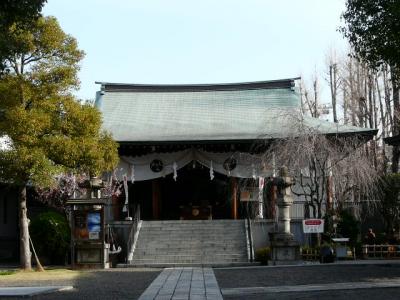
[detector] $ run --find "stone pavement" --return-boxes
[139,268,223,300]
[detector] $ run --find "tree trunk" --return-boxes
[313,78,319,118]
[377,76,387,173]
[343,86,348,124]
[383,68,393,130]
[19,185,31,270]
[329,63,338,123]
[392,74,400,173]
[348,58,357,126]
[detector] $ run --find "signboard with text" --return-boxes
[303,219,324,233]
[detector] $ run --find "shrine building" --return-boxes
[95,78,375,222]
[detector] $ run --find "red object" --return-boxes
[305,219,322,226]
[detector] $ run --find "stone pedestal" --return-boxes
[270,233,300,265]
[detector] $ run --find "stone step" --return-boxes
[140,228,244,232]
[132,253,246,259]
[139,235,243,238]
[137,237,244,241]
[138,231,244,235]
[142,220,244,224]
[140,228,245,235]
[134,245,245,251]
[142,221,244,224]
[131,257,247,262]
[118,262,260,268]
[141,224,244,229]
[128,257,247,264]
[138,229,245,234]
[129,257,246,263]
[137,238,242,247]
[135,243,245,248]
[136,240,246,251]
[139,234,244,238]
[141,227,243,231]
[133,250,247,256]
[127,219,248,265]
[140,226,244,230]
[138,234,245,239]
[139,219,244,225]
[135,243,245,247]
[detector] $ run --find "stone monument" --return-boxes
[270,166,300,265]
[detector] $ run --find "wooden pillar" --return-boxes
[152,179,160,220]
[231,178,238,219]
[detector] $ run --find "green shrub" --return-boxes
[255,247,271,265]
[0,270,15,276]
[337,210,360,247]
[380,174,400,234]
[30,211,70,265]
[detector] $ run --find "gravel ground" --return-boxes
[215,263,400,300]
[223,288,400,300]
[2,263,400,299]
[0,268,161,300]
[214,263,400,288]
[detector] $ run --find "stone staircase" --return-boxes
[126,220,249,267]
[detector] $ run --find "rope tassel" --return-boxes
[210,160,214,180]
[173,162,178,181]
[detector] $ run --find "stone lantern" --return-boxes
[270,166,300,265]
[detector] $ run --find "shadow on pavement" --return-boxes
[1,268,161,300]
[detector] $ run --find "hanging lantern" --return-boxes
[223,157,237,171]
[150,159,164,172]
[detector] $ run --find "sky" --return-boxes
[42,0,348,102]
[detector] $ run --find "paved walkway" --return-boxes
[138,268,223,300]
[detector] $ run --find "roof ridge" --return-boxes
[96,78,301,93]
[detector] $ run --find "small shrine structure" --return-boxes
[66,177,109,269]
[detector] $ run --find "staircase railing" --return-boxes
[126,204,141,263]
[245,217,254,262]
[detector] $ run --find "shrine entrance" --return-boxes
[129,161,240,220]
[159,162,231,220]
[116,148,270,221]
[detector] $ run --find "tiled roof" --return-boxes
[95,79,376,143]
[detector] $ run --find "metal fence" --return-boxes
[301,248,319,261]
[362,244,400,259]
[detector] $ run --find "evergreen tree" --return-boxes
[341,0,400,172]
[0,16,118,270]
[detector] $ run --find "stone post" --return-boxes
[275,166,294,237]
